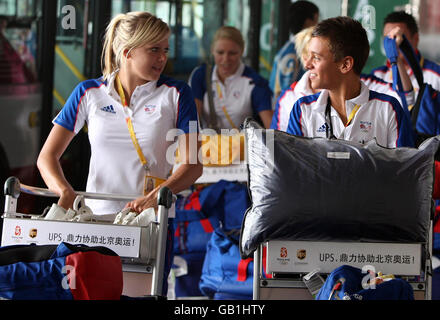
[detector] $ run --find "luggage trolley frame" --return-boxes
[1,176,173,298]
[252,226,434,300]
[241,119,436,300]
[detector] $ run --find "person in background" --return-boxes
[270,26,317,131]
[286,16,414,148]
[37,11,202,294]
[372,12,440,251]
[371,11,440,97]
[269,0,319,101]
[189,26,273,130]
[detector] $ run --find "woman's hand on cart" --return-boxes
[57,186,77,210]
[124,189,158,214]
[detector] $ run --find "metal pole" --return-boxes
[253,245,261,300]
[39,0,57,148]
[88,0,111,79]
[426,220,433,300]
[248,0,261,72]
[150,187,172,297]
[341,0,349,16]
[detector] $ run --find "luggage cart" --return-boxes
[1,176,174,298]
[252,228,433,300]
[241,119,437,301]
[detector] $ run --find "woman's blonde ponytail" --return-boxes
[101,14,124,81]
[101,12,170,81]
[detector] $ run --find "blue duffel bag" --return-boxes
[199,227,253,300]
[316,265,414,300]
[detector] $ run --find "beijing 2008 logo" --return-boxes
[14,226,21,236]
[280,247,288,258]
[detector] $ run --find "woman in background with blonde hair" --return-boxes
[270,26,317,131]
[37,11,202,295]
[189,26,273,130]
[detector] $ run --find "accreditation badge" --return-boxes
[143,175,166,195]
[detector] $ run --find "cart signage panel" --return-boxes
[195,163,248,184]
[266,241,422,276]
[1,218,142,258]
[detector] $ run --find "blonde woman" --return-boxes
[270,26,317,131]
[37,12,202,294]
[189,26,273,130]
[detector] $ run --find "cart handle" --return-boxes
[4,176,177,206]
[4,176,141,201]
[157,186,173,209]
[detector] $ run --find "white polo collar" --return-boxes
[104,70,158,98]
[295,71,315,96]
[212,61,245,83]
[314,81,369,116]
[348,81,370,106]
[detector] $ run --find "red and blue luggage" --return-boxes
[0,242,122,300]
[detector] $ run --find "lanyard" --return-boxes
[215,82,238,129]
[325,98,360,139]
[115,74,168,195]
[115,75,150,174]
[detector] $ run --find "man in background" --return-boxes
[371,11,440,94]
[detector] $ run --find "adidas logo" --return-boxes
[317,123,328,133]
[101,105,116,114]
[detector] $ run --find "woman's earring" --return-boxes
[125,48,133,59]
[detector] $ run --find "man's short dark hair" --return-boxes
[312,16,370,75]
[289,1,319,35]
[383,11,419,35]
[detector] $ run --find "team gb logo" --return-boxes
[144,105,157,114]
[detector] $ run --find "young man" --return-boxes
[269,0,319,101]
[269,26,407,132]
[371,11,440,93]
[286,16,414,148]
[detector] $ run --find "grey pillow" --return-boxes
[240,120,439,259]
